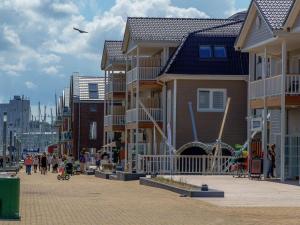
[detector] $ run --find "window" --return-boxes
[199,46,212,58]
[214,46,227,58]
[88,83,98,99]
[90,104,97,112]
[197,89,226,112]
[89,122,97,140]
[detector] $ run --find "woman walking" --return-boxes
[24,155,33,175]
[41,153,47,175]
[51,155,58,173]
[33,155,39,173]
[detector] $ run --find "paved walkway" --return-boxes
[2,171,300,225]
[165,175,300,207]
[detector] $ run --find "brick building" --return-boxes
[70,75,105,159]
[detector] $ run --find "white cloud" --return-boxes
[25,81,37,89]
[52,2,79,15]
[224,0,247,17]
[43,66,59,75]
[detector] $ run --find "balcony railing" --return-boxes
[106,106,125,116]
[104,115,125,126]
[126,108,162,123]
[127,143,150,155]
[249,74,300,100]
[105,80,126,93]
[127,67,162,85]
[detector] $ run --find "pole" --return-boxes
[77,98,81,160]
[3,112,7,169]
[9,130,12,166]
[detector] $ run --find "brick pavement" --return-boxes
[1,170,300,225]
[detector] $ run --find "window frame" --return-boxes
[88,83,99,99]
[89,121,97,140]
[199,45,213,59]
[213,46,227,58]
[197,88,227,112]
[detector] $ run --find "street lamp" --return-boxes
[2,112,7,169]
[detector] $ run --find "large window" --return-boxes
[89,121,97,140]
[199,45,227,59]
[88,83,98,99]
[197,89,226,112]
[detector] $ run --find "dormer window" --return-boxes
[214,46,227,58]
[199,46,212,58]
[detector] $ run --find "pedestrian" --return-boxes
[24,155,33,175]
[267,144,276,178]
[41,153,47,175]
[66,154,73,175]
[33,155,39,173]
[95,152,101,171]
[79,152,86,173]
[0,157,3,168]
[47,154,52,172]
[51,155,58,173]
[38,155,41,171]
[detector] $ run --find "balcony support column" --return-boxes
[125,55,128,170]
[280,40,287,182]
[262,47,268,179]
[135,46,140,171]
[247,52,255,175]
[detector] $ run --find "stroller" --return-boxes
[57,164,71,180]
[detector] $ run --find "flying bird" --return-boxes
[73,27,88,33]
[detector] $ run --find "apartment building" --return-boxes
[118,14,248,171]
[70,75,105,160]
[101,41,126,163]
[235,0,300,182]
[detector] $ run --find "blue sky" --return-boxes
[0,0,251,115]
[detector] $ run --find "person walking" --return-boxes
[33,155,39,173]
[51,155,58,173]
[41,153,47,175]
[0,157,3,168]
[47,154,52,172]
[24,155,33,175]
[79,152,86,173]
[38,155,41,171]
[267,144,276,178]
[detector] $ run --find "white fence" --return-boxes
[249,74,300,100]
[137,155,234,175]
[127,67,161,85]
[105,80,126,93]
[126,108,162,123]
[104,115,125,126]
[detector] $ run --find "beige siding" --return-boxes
[175,79,247,149]
[293,12,300,31]
[244,13,273,49]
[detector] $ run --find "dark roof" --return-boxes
[126,17,239,42]
[162,21,248,76]
[101,40,125,69]
[254,0,295,30]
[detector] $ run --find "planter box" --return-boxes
[115,171,146,181]
[95,171,112,179]
[140,178,224,198]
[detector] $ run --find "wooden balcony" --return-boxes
[127,67,162,88]
[125,108,162,129]
[249,74,300,109]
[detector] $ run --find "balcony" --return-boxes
[127,67,162,85]
[249,74,300,100]
[127,143,150,155]
[104,115,125,126]
[106,106,125,116]
[105,80,126,93]
[126,108,162,123]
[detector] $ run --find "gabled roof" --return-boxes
[255,0,295,30]
[101,40,125,70]
[163,21,244,74]
[162,21,248,76]
[122,17,238,52]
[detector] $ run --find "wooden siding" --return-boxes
[175,79,247,149]
[293,12,300,31]
[244,12,273,49]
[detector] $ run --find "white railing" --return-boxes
[286,74,300,95]
[104,115,125,126]
[250,74,300,100]
[265,75,282,96]
[249,79,264,99]
[105,80,126,93]
[126,108,162,123]
[128,143,150,155]
[126,67,161,85]
[137,155,234,175]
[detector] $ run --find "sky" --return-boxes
[0,0,251,116]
